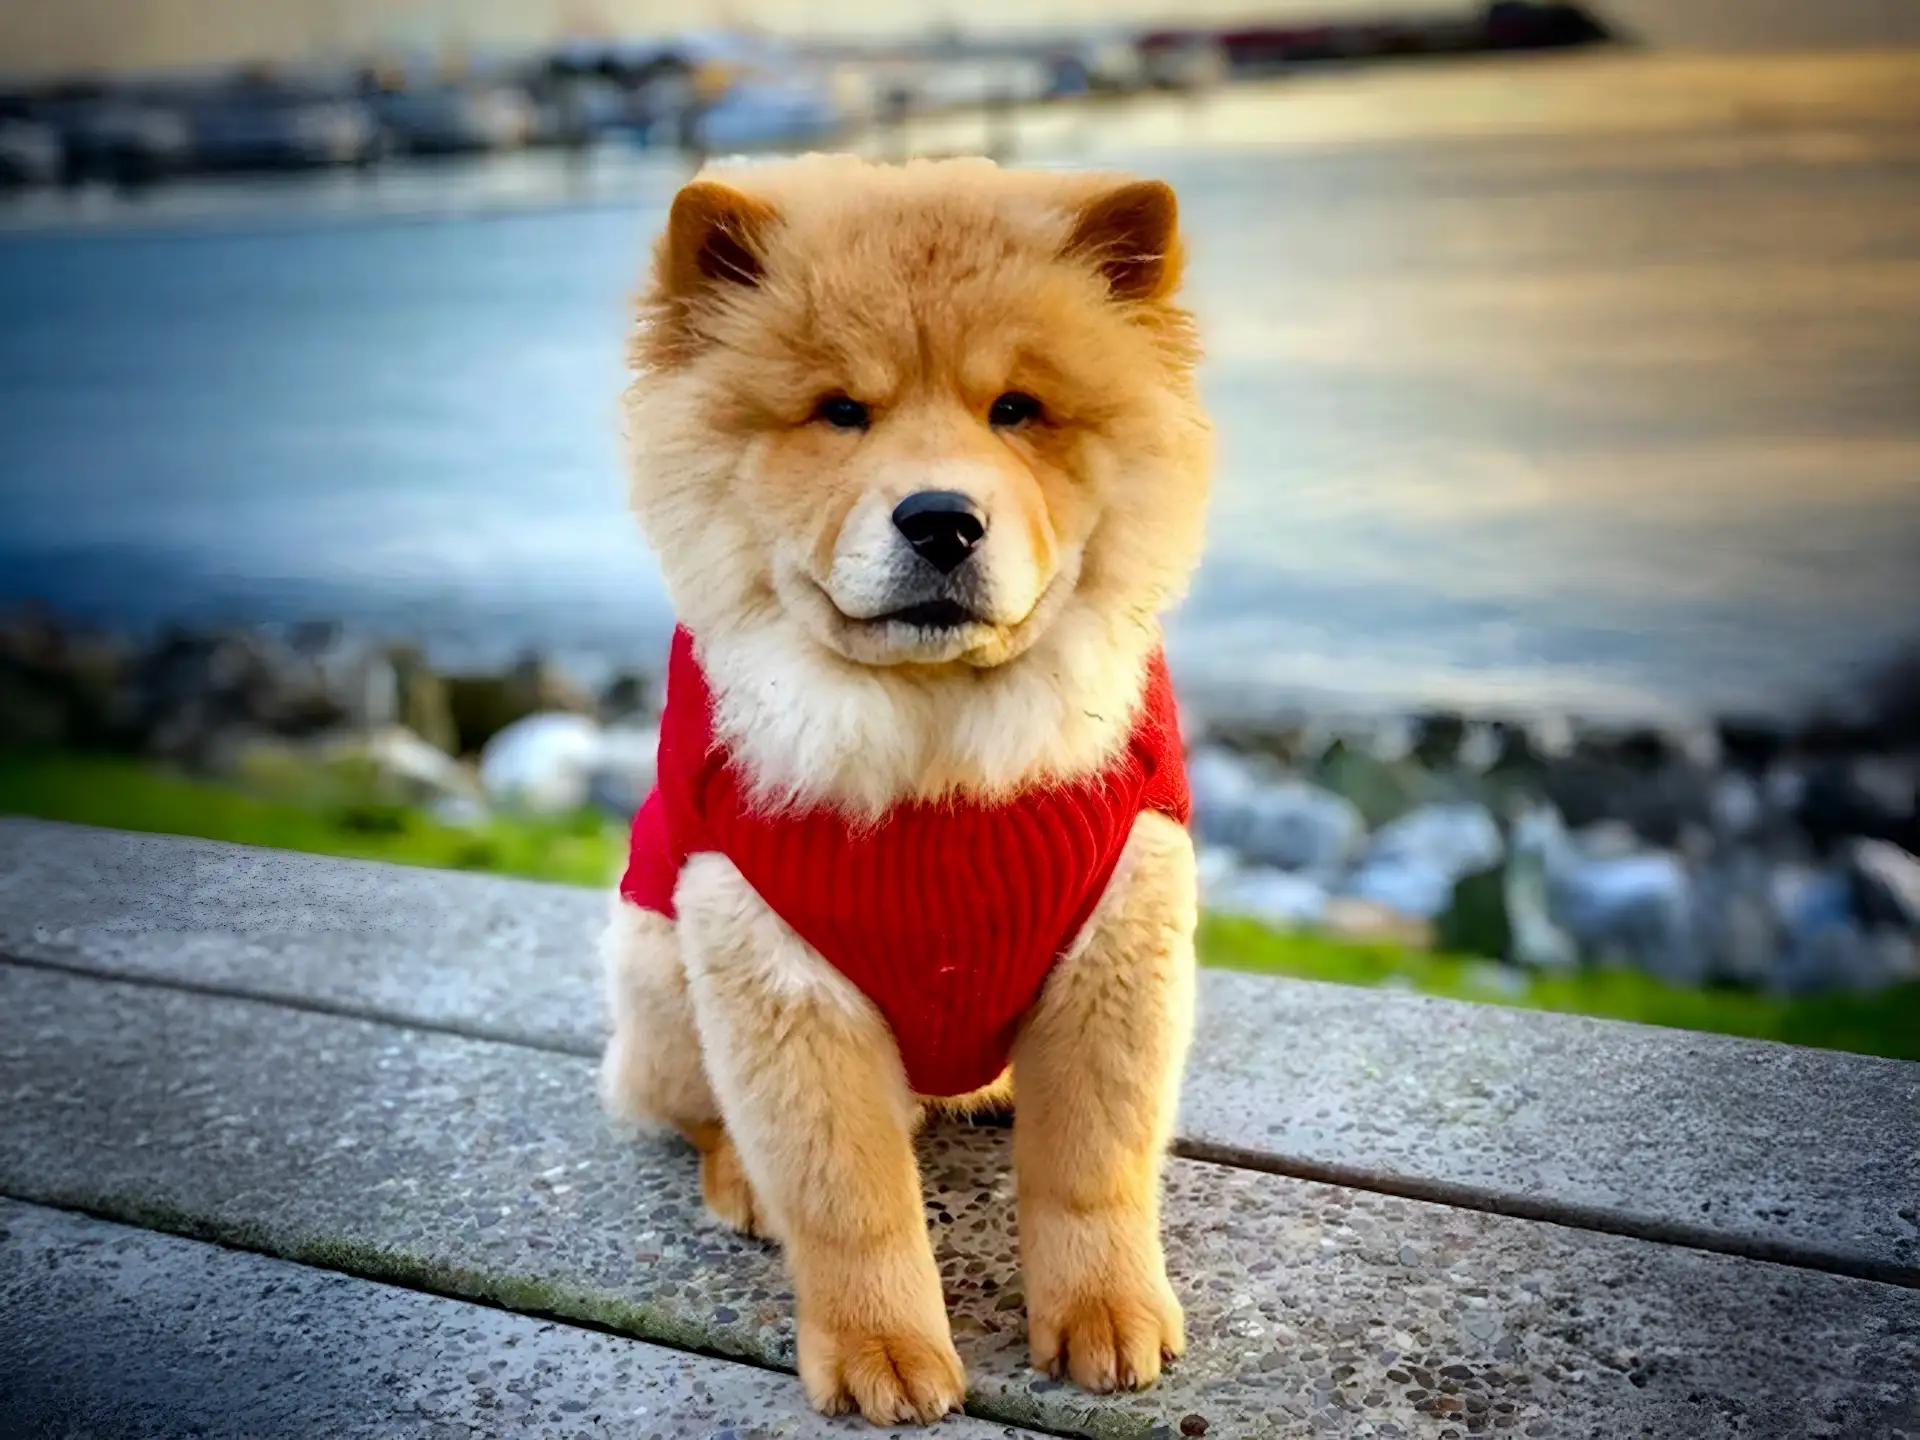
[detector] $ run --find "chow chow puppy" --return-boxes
[601,154,1212,1424]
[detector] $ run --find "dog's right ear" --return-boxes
[662,180,777,298]
[1064,179,1181,303]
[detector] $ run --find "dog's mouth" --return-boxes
[869,599,980,631]
[795,569,1062,671]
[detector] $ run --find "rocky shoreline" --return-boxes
[4,605,1915,998]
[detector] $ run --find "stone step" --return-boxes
[0,1197,1039,1439]
[1,962,1912,1439]
[3,817,1914,1284]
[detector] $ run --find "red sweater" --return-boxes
[620,628,1190,1097]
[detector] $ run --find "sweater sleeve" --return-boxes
[617,627,715,917]
[1137,649,1192,826]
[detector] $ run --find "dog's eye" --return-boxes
[814,395,870,431]
[989,391,1042,428]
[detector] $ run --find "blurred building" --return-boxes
[5,0,1504,78]
[3,0,1915,78]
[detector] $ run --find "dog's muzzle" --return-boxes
[862,492,987,629]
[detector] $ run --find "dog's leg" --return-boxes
[1013,810,1195,1393]
[600,899,763,1236]
[676,854,966,1425]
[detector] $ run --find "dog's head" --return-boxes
[624,156,1210,680]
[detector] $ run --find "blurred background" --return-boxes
[1,1,1915,1056]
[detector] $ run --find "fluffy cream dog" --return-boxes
[601,154,1213,1425]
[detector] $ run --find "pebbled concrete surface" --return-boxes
[0,1199,1036,1440]
[3,818,1915,1283]
[1184,968,1920,1285]
[0,816,610,1052]
[1,963,1914,1440]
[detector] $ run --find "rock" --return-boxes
[1556,850,1702,985]
[1779,879,1917,992]
[1345,860,1454,921]
[477,712,657,817]
[1763,762,1808,818]
[585,723,659,816]
[598,671,653,725]
[1347,803,1504,930]
[1524,714,1577,761]
[1573,725,1677,772]
[1193,717,1330,769]
[1769,861,1831,932]
[1411,711,1466,769]
[1860,645,1920,749]
[447,652,591,756]
[1455,722,1505,775]
[1709,773,1765,841]
[1538,755,1712,849]
[222,725,481,813]
[297,631,399,732]
[479,713,605,814]
[1310,740,1424,828]
[1475,719,1548,780]
[1716,716,1790,776]
[1359,715,1417,764]
[0,610,131,750]
[1186,747,1263,842]
[1189,749,1365,874]
[1848,839,1920,931]
[278,628,455,753]
[1690,852,1781,987]
[329,726,481,807]
[1794,758,1920,856]
[1875,930,1920,985]
[1193,843,1241,896]
[1510,882,1580,971]
[1438,816,1586,970]
[1437,865,1507,959]
[0,659,69,749]
[113,623,463,769]
[1368,803,1504,881]
[1504,805,1581,971]
[1573,820,1640,861]
[1204,862,1329,931]
[385,646,458,755]
[1240,778,1366,874]
[132,628,343,763]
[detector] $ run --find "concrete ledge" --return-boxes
[0,1198,1036,1439]
[2,962,1914,1440]
[4,818,1914,1284]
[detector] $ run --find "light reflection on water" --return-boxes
[0,131,1915,720]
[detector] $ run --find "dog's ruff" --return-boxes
[620,626,1190,1097]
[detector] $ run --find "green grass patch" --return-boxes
[0,752,623,887]
[1202,914,1920,1063]
[6,751,1916,1062]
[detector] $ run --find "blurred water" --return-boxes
[1,129,1917,720]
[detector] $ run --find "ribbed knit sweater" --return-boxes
[620,627,1190,1097]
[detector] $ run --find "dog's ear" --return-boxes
[1063,179,1181,303]
[663,180,778,297]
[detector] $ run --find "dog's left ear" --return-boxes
[1064,179,1181,303]
[663,179,779,298]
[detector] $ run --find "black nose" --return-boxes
[892,491,985,575]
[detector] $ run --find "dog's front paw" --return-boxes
[799,1320,966,1425]
[1030,1276,1184,1394]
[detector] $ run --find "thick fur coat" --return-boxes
[601,154,1213,1424]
